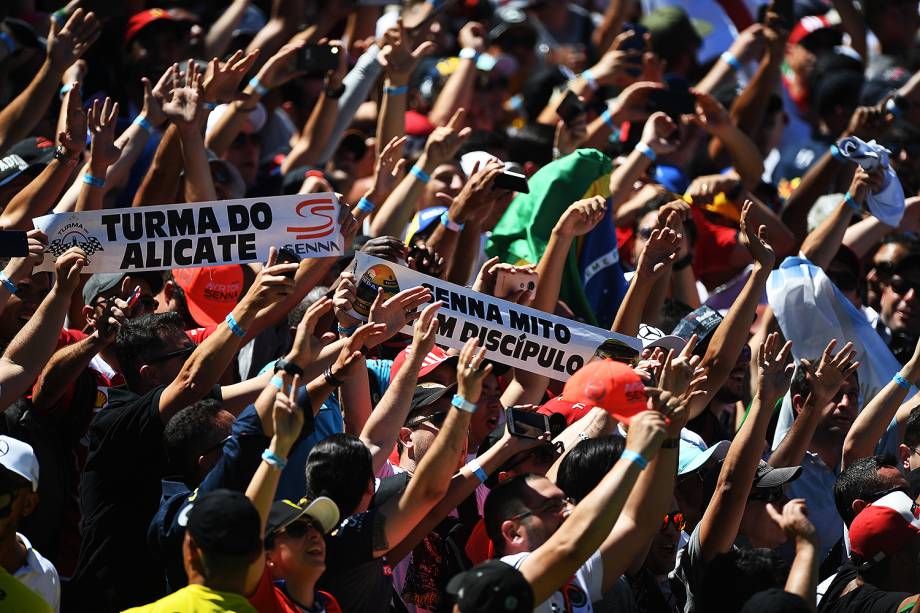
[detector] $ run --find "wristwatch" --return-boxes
[324,82,346,99]
[273,358,304,377]
[52,145,78,164]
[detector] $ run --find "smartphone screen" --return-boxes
[556,90,586,124]
[506,408,550,439]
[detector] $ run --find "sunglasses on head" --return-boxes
[661,511,686,532]
[749,486,785,503]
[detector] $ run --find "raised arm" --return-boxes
[690,90,764,189]
[204,0,252,58]
[609,112,677,210]
[75,97,120,212]
[766,499,819,611]
[428,22,484,126]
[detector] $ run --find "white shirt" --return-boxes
[14,532,60,612]
[502,549,605,613]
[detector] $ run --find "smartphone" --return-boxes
[297,45,340,75]
[277,247,301,279]
[647,88,696,119]
[620,23,648,77]
[0,231,28,257]
[506,407,551,439]
[495,269,536,298]
[556,90,586,124]
[493,169,530,194]
[768,0,795,28]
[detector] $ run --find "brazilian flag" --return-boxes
[486,148,628,328]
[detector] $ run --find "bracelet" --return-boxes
[262,449,288,471]
[385,84,408,96]
[635,141,657,163]
[52,145,77,164]
[581,69,599,91]
[0,32,15,55]
[844,192,861,213]
[59,82,75,99]
[721,51,742,72]
[356,197,375,215]
[830,143,846,161]
[661,437,680,449]
[225,312,246,337]
[82,173,105,188]
[270,376,285,390]
[337,323,358,336]
[451,393,477,413]
[248,77,269,96]
[894,372,911,389]
[324,366,344,388]
[133,115,153,133]
[204,101,218,111]
[600,107,618,132]
[466,459,488,484]
[621,449,649,470]
[440,211,464,232]
[410,165,430,184]
[51,9,68,27]
[0,273,17,295]
[274,358,304,377]
[673,254,693,270]
[459,47,480,62]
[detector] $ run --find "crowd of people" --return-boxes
[2,0,920,611]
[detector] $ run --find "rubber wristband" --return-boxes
[440,211,464,232]
[270,376,285,390]
[324,366,345,388]
[59,82,74,99]
[721,51,742,72]
[600,107,618,132]
[204,101,218,111]
[0,273,17,295]
[337,324,358,336]
[621,449,649,470]
[0,32,15,55]
[385,84,408,96]
[356,197,375,214]
[410,165,430,184]
[635,141,657,162]
[248,77,269,96]
[82,173,105,188]
[830,143,846,161]
[262,449,288,471]
[458,47,480,62]
[451,393,477,413]
[225,312,246,337]
[466,459,488,484]
[581,69,599,91]
[133,115,153,133]
[844,192,861,213]
[894,373,911,389]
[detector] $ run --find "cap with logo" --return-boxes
[850,490,920,569]
[446,560,534,613]
[0,435,38,492]
[265,497,340,539]
[0,137,55,187]
[81,271,166,307]
[562,359,647,424]
[672,305,723,355]
[172,265,244,327]
[180,489,262,557]
[752,460,801,489]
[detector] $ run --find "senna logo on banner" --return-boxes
[34,194,344,273]
[351,254,642,381]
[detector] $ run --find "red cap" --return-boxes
[850,491,920,566]
[125,8,176,44]
[561,359,647,424]
[537,396,593,426]
[390,345,458,383]
[405,110,435,137]
[788,15,837,47]
[172,265,244,327]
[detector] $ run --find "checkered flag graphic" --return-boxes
[47,236,105,257]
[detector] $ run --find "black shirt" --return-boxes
[818,561,911,613]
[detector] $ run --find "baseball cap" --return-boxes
[446,560,534,613]
[536,396,593,426]
[672,305,723,353]
[81,271,166,306]
[740,589,810,613]
[206,102,267,137]
[678,439,729,476]
[181,489,262,556]
[641,6,711,60]
[489,6,537,46]
[788,15,842,49]
[125,8,179,45]
[406,382,457,428]
[172,265,244,327]
[391,345,459,383]
[0,137,54,187]
[850,490,920,568]
[265,497,340,538]
[752,460,802,489]
[562,359,647,424]
[0,436,38,492]
[638,324,688,353]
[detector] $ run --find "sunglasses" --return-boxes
[147,345,195,365]
[509,495,575,522]
[749,486,785,503]
[282,518,323,538]
[198,435,232,459]
[503,441,565,472]
[231,132,261,147]
[405,410,449,430]
[661,511,686,532]
[887,276,920,297]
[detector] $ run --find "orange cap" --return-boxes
[172,265,244,327]
[562,359,647,424]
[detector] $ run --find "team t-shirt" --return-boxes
[501,549,605,613]
[123,584,257,613]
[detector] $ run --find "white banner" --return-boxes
[352,253,643,380]
[33,194,344,273]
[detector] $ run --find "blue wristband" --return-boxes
[356,197,375,214]
[385,84,408,96]
[451,393,477,413]
[581,69,599,91]
[204,101,218,111]
[440,211,464,232]
[0,32,15,55]
[635,141,656,162]
[466,459,488,484]
[621,449,649,470]
[0,273,16,295]
[248,77,269,96]
[261,449,288,470]
[133,115,153,133]
[844,192,861,212]
[721,51,742,72]
[894,373,911,389]
[337,324,358,336]
[270,375,285,390]
[410,165,430,184]
[82,173,105,188]
[830,143,846,161]
[225,312,246,337]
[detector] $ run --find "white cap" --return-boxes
[638,323,688,353]
[0,436,38,492]
[459,150,501,177]
[206,102,267,137]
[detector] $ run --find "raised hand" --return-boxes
[450,159,505,224]
[368,136,408,200]
[587,30,644,87]
[458,21,487,53]
[685,173,742,206]
[58,80,86,157]
[361,236,407,263]
[141,64,177,128]
[647,387,692,438]
[765,498,817,545]
[289,297,334,367]
[3,229,47,284]
[756,332,795,402]
[331,322,388,380]
[46,7,100,76]
[87,97,120,170]
[410,301,442,360]
[640,111,678,156]
[243,247,298,309]
[846,166,886,208]
[424,108,472,165]
[272,374,304,455]
[554,114,588,157]
[204,49,260,103]
[53,246,88,295]
[608,81,663,124]
[333,272,361,327]
[456,338,493,404]
[255,43,304,91]
[739,200,775,270]
[635,224,681,280]
[800,339,859,405]
[406,244,445,278]
[94,295,130,342]
[379,18,435,77]
[368,285,433,347]
[688,89,731,134]
[163,60,204,128]
[555,196,607,238]
[623,408,668,460]
[658,335,704,398]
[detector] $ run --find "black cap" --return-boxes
[446,560,534,613]
[183,489,262,556]
[752,461,802,489]
[0,137,54,187]
[740,588,810,613]
[672,305,723,355]
[405,383,456,428]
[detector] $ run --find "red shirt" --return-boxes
[691,207,741,290]
[249,566,341,613]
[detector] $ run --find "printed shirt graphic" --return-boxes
[501,550,604,613]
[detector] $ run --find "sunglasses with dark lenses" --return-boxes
[504,441,565,472]
[406,410,449,430]
[509,495,575,522]
[749,486,785,503]
[148,345,195,365]
[231,132,261,147]
[887,276,920,297]
[282,518,323,538]
[661,512,686,532]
